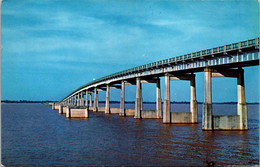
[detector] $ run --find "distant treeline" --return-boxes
[1,100,258,104]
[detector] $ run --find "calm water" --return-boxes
[2,103,259,166]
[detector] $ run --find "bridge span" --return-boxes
[55,38,259,131]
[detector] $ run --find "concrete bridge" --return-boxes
[55,38,259,131]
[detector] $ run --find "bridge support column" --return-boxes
[135,78,142,119]
[105,85,110,114]
[81,92,84,106]
[89,93,92,107]
[79,93,82,106]
[85,90,88,107]
[237,68,248,130]
[163,74,171,123]
[203,67,248,130]
[156,79,162,119]
[79,93,81,106]
[163,74,198,123]
[52,103,55,110]
[202,68,212,130]
[191,75,198,123]
[120,81,125,116]
[77,94,80,106]
[94,88,99,112]
[140,83,143,111]
[59,104,63,114]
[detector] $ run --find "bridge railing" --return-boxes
[61,37,259,102]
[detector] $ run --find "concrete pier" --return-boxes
[142,78,162,119]
[120,80,125,116]
[85,90,88,107]
[110,108,120,114]
[66,106,88,118]
[126,109,135,116]
[190,75,198,123]
[163,73,198,124]
[52,103,55,110]
[202,68,212,130]
[61,106,69,115]
[89,93,92,107]
[156,79,162,119]
[105,85,110,114]
[237,68,248,130]
[98,107,105,112]
[78,93,81,106]
[77,94,80,106]
[80,92,84,106]
[202,67,248,130]
[52,103,59,110]
[134,78,162,119]
[63,106,68,114]
[171,112,192,123]
[163,74,171,123]
[135,78,141,119]
[88,106,94,111]
[93,88,99,112]
[140,83,143,111]
[79,93,81,106]
[59,104,63,114]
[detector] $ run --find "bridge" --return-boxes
[54,38,259,131]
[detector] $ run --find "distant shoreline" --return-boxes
[1,100,259,105]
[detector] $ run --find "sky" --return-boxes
[1,0,259,102]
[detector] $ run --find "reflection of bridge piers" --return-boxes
[55,38,258,130]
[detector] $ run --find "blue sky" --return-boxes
[2,0,259,102]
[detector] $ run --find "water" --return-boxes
[2,103,259,166]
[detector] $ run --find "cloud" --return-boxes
[2,0,259,101]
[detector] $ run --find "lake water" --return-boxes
[2,103,259,166]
